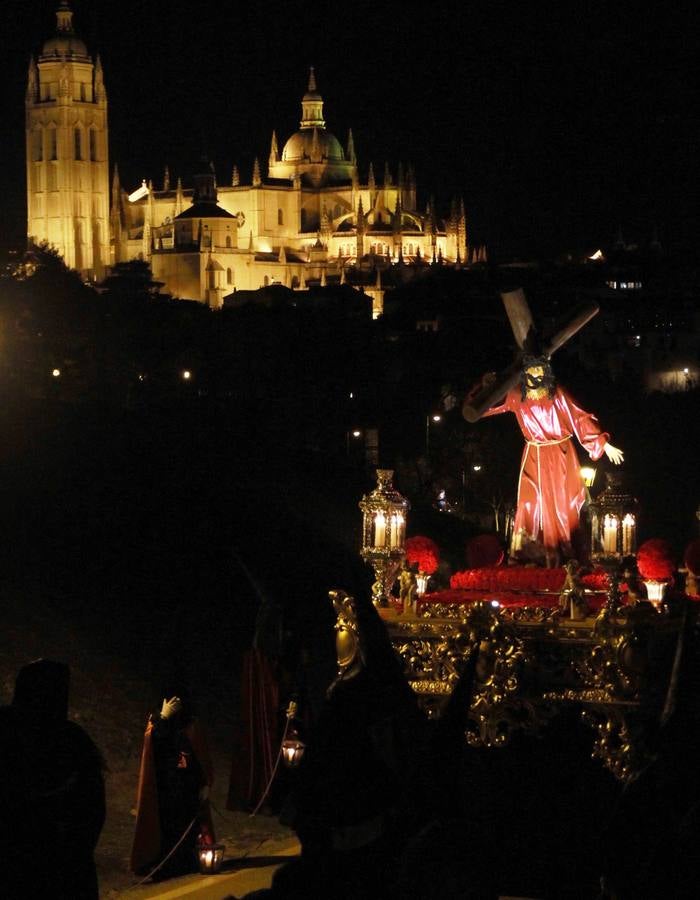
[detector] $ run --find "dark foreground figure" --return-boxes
[0,659,105,899]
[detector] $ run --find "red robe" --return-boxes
[484,385,608,553]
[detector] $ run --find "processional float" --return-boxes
[332,291,693,783]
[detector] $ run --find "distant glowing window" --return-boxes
[89,129,97,161]
[278,209,283,225]
[49,129,57,160]
[74,128,82,160]
[226,268,232,284]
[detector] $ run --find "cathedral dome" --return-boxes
[40,2,90,61]
[282,129,345,163]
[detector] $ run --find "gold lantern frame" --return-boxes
[359,469,410,606]
[589,473,639,561]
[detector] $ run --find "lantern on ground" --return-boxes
[589,473,639,560]
[359,469,410,606]
[281,700,306,768]
[197,842,225,874]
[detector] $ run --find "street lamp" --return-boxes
[425,413,441,456]
[346,428,362,456]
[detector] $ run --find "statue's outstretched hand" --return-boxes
[603,443,624,465]
[160,696,182,719]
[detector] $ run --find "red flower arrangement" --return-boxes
[636,538,676,582]
[449,567,611,592]
[405,535,440,575]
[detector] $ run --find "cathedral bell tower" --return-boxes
[26,2,110,279]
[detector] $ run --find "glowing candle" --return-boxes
[389,514,399,548]
[622,514,635,555]
[397,513,405,548]
[603,515,618,554]
[374,511,386,547]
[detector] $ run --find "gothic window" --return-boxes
[89,130,97,161]
[209,270,216,289]
[278,209,284,225]
[226,235,232,248]
[264,276,269,286]
[74,128,82,160]
[226,268,233,285]
[300,209,308,231]
[49,128,58,160]
[334,204,342,219]
[409,243,414,255]
[291,275,300,288]
[33,129,43,162]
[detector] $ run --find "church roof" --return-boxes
[282,129,345,163]
[175,202,236,220]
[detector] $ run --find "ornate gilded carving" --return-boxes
[384,592,687,781]
[580,707,656,782]
[328,590,364,690]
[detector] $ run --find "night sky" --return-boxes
[3,1,697,259]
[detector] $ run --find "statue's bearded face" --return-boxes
[520,361,556,399]
[524,365,546,392]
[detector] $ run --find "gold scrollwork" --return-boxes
[329,589,364,688]
[581,707,656,782]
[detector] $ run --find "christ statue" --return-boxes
[466,355,624,566]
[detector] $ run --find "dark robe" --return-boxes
[130,711,215,878]
[0,659,105,900]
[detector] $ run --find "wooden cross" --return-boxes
[462,289,600,422]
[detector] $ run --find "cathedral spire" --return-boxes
[346,128,356,164]
[368,162,375,196]
[300,67,325,129]
[26,56,37,102]
[252,157,261,187]
[163,164,170,192]
[231,164,240,187]
[175,177,184,215]
[111,164,121,203]
[269,130,279,170]
[383,161,392,187]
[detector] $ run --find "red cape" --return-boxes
[130,717,215,875]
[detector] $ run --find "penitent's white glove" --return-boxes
[160,696,182,719]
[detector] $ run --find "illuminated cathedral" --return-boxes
[27,3,476,311]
